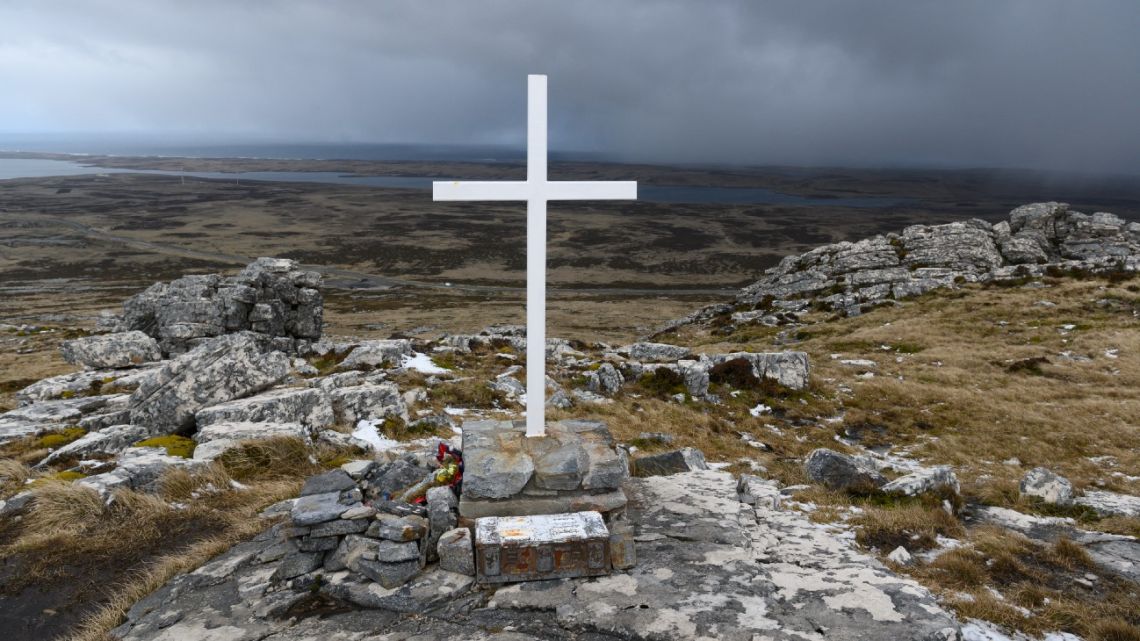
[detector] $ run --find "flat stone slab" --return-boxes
[475,511,610,584]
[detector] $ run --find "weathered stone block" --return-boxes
[308,517,370,538]
[437,528,475,576]
[632,448,708,477]
[369,514,428,542]
[376,540,421,563]
[291,491,346,526]
[300,469,356,496]
[272,551,324,581]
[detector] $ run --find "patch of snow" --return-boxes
[961,620,1021,641]
[352,418,402,451]
[749,403,771,417]
[402,352,450,375]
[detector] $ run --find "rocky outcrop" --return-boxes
[734,203,1139,314]
[128,332,290,433]
[118,257,323,356]
[60,331,162,370]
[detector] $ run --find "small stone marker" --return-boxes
[474,510,610,583]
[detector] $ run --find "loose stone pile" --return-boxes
[277,463,472,588]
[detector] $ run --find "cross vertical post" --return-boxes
[525,75,548,438]
[432,75,637,438]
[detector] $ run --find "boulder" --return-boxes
[804,448,886,492]
[337,340,413,371]
[880,466,960,498]
[732,201,1140,314]
[437,528,475,576]
[1019,467,1074,505]
[328,383,404,425]
[426,486,459,561]
[376,540,420,563]
[194,387,334,429]
[272,551,325,582]
[585,363,625,396]
[364,458,430,500]
[128,332,290,432]
[60,331,162,370]
[705,351,811,391]
[632,447,708,477]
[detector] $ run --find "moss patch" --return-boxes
[134,435,197,459]
[37,427,86,450]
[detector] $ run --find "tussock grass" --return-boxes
[851,503,964,552]
[0,459,31,498]
[911,526,1140,639]
[215,436,322,481]
[430,378,507,409]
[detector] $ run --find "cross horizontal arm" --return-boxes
[545,181,637,201]
[433,180,530,202]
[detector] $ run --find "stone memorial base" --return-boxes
[459,419,628,520]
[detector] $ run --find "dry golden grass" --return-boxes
[0,436,355,641]
[0,459,31,498]
[910,526,1140,639]
[851,503,964,552]
[672,278,1140,522]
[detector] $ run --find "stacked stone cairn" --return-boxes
[276,458,473,588]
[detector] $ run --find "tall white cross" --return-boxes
[433,75,637,437]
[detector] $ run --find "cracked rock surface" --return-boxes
[112,470,960,641]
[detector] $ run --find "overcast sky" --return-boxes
[2,1,1139,172]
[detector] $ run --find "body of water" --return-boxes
[0,158,908,207]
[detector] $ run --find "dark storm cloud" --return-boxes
[2,0,1139,172]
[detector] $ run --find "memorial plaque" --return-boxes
[474,511,611,583]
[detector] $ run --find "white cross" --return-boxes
[433,75,637,437]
